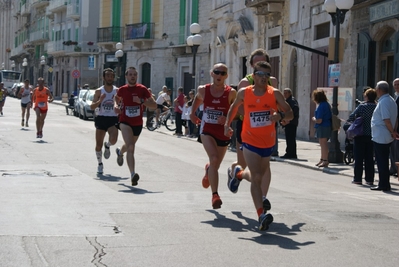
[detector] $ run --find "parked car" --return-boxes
[78,89,95,120]
[74,89,88,117]
[8,83,23,97]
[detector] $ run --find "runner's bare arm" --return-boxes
[189,85,205,124]
[47,88,54,102]
[224,89,244,137]
[90,89,104,110]
[273,89,293,122]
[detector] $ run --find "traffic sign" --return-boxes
[72,69,80,79]
[48,67,53,73]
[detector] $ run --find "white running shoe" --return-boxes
[116,148,124,166]
[97,163,103,174]
[103,142,110,159]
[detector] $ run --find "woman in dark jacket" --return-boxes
[347,88,377,185]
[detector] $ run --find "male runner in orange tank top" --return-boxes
[32,77,53,138]
[224,61,293,231]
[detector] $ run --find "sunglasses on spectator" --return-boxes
[254,71,271,78]
[213,70,227,76]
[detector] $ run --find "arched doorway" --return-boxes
[379,30,396,92]
[141,63,151,88]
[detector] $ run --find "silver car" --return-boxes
[74,89,88,117]
[78,89,95,120]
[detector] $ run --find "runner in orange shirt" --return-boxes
[224,61,293,231]
[32,77,53,138]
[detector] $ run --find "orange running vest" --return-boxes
[241,85,277,148]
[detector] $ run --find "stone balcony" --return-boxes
[245,0,285,8]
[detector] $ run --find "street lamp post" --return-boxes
[10,60,15,71]
[186,23,202,90]
[40,55,46,78]
[324,0,354,163]
[22,58,28,81]
[115,42,124,87]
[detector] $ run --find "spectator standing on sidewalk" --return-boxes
[173,87,185,136]
[190,63,236,209]
[389,78,399,176]
[224,61,293,231]
[347,88,377,185]
[114,67,157,186]
[312,89,332,168]
[65,94,75,115]
[280,88,299,159]
[370,81,398,191]
[90,68,119,175]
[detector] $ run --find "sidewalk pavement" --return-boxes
[52,100,357,178]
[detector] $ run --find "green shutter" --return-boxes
[112,0,121,27]
[179,0,186,44]
[142,0,151,23]
[191,0,198,23]
[75,28,78,42]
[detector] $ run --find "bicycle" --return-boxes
[147,108,176,131]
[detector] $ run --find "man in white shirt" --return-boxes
[155,88,172,126]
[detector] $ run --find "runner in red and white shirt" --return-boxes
[190,63,237,210]
[114,67,156,186]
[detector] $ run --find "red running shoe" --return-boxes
[202,163,210,188]
[212,194,222,209]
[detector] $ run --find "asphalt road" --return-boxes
[0,97,398,267]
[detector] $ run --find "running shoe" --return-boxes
[97,163,103,174]
[103,142,110,159]
[259,213,273,231]
[212,194,222,209]
[36,132,40,138]
[21,120,24,127]
[39,131,43,138]
[202,163,210,188]
[227,167,232,188]
[263,198,271,213]
[25,122,29,127]
[116,148,124,166]
[131,173,140,186]
[228,165,243,193]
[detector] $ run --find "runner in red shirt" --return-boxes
[114,67,157,186]
[190,63,237,209]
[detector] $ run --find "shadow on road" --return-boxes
[203,210,315,249]
[96,174,128,182]
[117,183,163,195]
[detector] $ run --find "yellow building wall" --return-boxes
[100,0,112,27]
[153,0,161,37]
[132,0,141,24]
[122,0,130,25]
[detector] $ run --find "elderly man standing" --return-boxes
[371,81,398,191]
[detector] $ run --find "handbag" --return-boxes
[332,115,341,131]
[346,116,363,139]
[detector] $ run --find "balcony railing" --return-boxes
[48,0,67,13]
[21,2,31,16]
[66,0,80,19]
[125,22,155,40]
[97,27,124,43]
[31,0,50,8]
[10,44,25,57]
[245,0,284,8]
[64,42,100,54]
[46,40,66,53]
[29,31,50,43]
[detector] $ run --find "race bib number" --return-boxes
[249,110,271,128]
[125,106,139,117]
[38,102,47,108]
[203,109,222,124]
[101,100,114,113]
